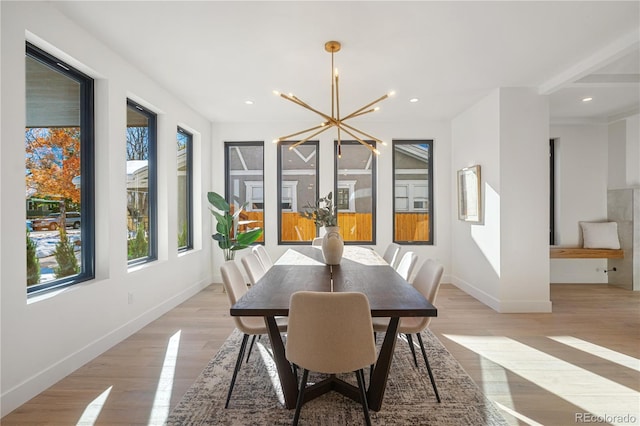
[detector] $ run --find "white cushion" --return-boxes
[580,222,620,249]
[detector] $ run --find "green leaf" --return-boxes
[236,228,263,246]
[207,192,230,213]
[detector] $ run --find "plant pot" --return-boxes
[321,226,344,265]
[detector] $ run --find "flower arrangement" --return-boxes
[299,192,337,227]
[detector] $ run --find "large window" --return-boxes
[25,43,95,294]
[225,142,264,243]
[393,140,433,244]
[126,99,157,265]
[177,127,193,251]
[334,140,377,244]
[278,141,319,243]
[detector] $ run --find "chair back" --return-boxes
[220,261,251,331]
[311,237,323,246]
[395,251,418,281]
[412,258,444,304]
[286,291,377,374]
[241,253,266,286]
[382,243,401,267]
[252,245,273,270]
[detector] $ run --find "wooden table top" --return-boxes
[231,246,437,318]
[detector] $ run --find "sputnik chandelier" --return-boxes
[273,41,394,157]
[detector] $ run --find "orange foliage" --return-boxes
[26,128,81,203]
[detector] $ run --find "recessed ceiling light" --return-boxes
[245,100,254,105]
[409,98,419,103]
[582,97,593,102]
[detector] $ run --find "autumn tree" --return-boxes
[25,127,81,204]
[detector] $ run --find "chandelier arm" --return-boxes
[280,93,318,111]
[340,121,385,145]
[276,123,329,142]
[341,93,390,121]
[335,72,340,121]
[343,108,377,120]
[288,125,334,149]
[336,124,378,154]
[286,94,337,124]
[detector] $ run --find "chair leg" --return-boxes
[225,333,250,409]
[292,369,309,426]
[246,335,258,363]
[416,332,441,403]
[355,369,372,426]
[405,333,419,367]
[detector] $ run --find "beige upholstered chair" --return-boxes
[395,251,418,281]
[252,245,273,270]
[220,261,287,408]
[286,291,377,426]
[241,252,266,286]
[372,259,444,402]
[382,242,401,268]
[311,237,323,246]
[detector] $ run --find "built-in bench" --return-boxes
[550,247,624,259]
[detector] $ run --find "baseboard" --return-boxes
[0,279,209,417]
[450,276,502,312]
[450,276,552,313]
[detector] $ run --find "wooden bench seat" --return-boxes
[550,247,624,259]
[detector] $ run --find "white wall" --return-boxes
[451,88,551,312]
[625,115,640,187]
[499,89,550,309]
[451,90,502,306]
[1,2,213,415]
[210,121,453,284]
[609,120,628,190]
[550,123,609,283]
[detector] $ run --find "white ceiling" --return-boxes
[52,1,640,125]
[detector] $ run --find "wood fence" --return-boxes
[248,212,430,243]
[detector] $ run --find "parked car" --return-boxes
[26,220,33,232]
[31,212,81,231]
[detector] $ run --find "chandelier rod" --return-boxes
[274,40,392,157]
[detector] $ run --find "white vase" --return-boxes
[321,226,344,265]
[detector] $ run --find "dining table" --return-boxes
[230,245,437,411]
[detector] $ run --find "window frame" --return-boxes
[126,99,158,266]
[224,141,265,243]
[334,140,377,245]
[177,126,193,252]
[26,42,96,295]
[392,139,434,245]
[277,140,319,245]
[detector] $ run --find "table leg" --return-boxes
[367,317,400,411]
[265,316,298,409]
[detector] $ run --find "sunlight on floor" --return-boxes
[548,336,640,372]
[76,386,112,426]
[257,340,285,404]
[444,334,640,426]
[493,401,544,426]
[148,330,181,425]
[477,357,537,425]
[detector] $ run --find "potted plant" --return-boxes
[208,191,263,261]
[299,192,343,264]
[299,191,337,227]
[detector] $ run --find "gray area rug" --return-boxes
[167,329,508,425]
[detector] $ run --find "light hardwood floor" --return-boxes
[2,283,639,425]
